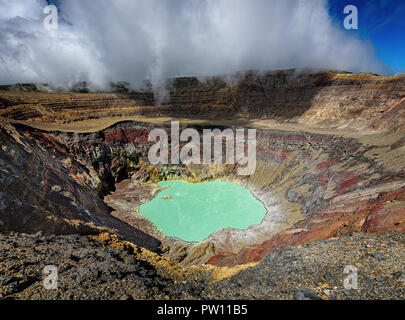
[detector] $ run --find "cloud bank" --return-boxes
[0,0,390,89]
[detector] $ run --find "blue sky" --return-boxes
[329,0,405,74]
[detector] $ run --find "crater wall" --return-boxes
[1,70,404,266]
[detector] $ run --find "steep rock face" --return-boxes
[0,124,104,235]
[52,123,154,195]
[0,123,160,251]
[164,71,405,129]
[1,70,404,130]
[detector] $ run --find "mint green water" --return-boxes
[139,180,266,242]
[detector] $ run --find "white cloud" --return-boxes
[0,0,391,89]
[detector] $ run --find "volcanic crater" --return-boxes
[1,69,405,299]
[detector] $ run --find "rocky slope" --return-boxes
[0,69,404,299]
[0,231,403,300]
